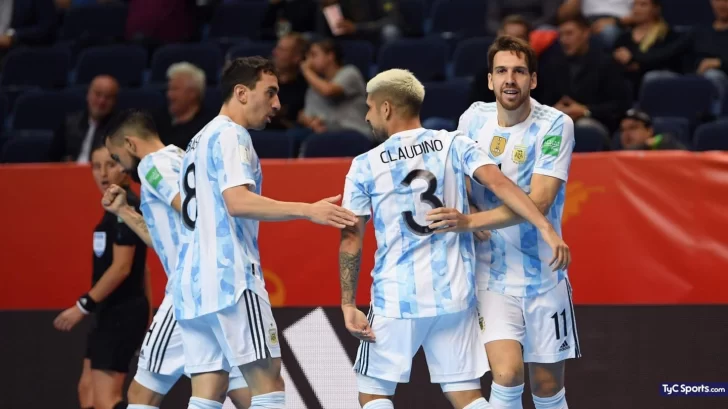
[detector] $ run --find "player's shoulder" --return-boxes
[531,99,573,129]
[462,101,498,118]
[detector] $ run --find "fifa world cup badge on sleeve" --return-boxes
[542,135,562,157]
[269,326,279,346]
[490,136,507,156]
[512,145,527,164]
[239,144,251,164]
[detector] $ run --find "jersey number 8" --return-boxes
[182,164,197,230]
[401,169,444,236]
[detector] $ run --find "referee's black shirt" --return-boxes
[92,188,147,310]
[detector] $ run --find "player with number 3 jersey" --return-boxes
[338,69,570,409]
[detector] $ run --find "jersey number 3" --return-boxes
[401,169,444,236]
[182,164,197,230]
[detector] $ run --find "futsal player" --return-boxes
[54,143,149,409]
[175,56,358,409]
[338,69,570,409]
[101,109,252,409]
[429,36,580,409]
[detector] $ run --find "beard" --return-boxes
[126,156,142,184]
[370,123,389,143]
[496,85,530,111]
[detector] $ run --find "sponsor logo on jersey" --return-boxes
[542,135,562,157]
[145,166,164,188]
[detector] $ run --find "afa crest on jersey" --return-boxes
[512,145,527,164]
[490,136,507,156]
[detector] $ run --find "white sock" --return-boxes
[532,388,567,409]
[489,383,524,409]
[362,399,394,409]
[127,406,158,409]
[188,397,223,409]
[250,391,285,409]
[464,397,493,409]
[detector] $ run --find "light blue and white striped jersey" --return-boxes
[174,115,265,320]
[458,98,575,298]
[342,128,496,319]
[137,145,184,295]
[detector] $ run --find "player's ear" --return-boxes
[124,136,136,154]
[235,84,248,105]
[530,72,537,90]
[487,73,494,91]
[382,101,391,120]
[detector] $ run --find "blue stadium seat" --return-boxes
[0,47,70,90]
[74,45,147,87]
[249,130,293,158]
[59,4,128,42]
[301,131,372,158]
[340,41,375,80]
[11,91,86,131]
[150,44,223,86]
[378,38,448,82]
[574,126,607,153]
[660,0,713,28]
[204,88,223,112]
[639,76,715,122]
[420,80,470,121]
[209,4,267,41]
[652,116,692,146]
[430,0,488,36]
[0,93,7,128]
[452,37,494,78]
[116,89,166,112]
[398,0,425,36]
[0,131,55,163]
[693,120,728,151]
[227,42,275,60]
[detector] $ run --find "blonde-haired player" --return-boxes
[339,69,570,409]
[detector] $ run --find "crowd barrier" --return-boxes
[1,152,728,409]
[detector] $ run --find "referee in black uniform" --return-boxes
[54,143,149,409]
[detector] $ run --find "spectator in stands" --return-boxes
[156,62,214,149]
[619,108,686,149]
[125,0,197,47]
[558,0,634,48]
[50,75,119,163]
[268,33,309,130]
[292,38,369,152]
[318,0,407,43]
[690,0,728,114]
[261,0,317,40]
[612,0,689,97]
[487,0,562,35]
[0,0,56,60]
[543,14,631,147]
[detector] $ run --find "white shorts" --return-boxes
[478,278,581,363]
[354,306,489,385]
[178,290,281,374]
[136,294,247,394]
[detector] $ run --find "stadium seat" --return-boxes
[249,130,294,158]
[378,38,448,82]
[116,89,166,112]
[301,131,372,158]
[0,47,70,90]
[660,0,713,28]
[452,37,494,78]
[58,4,128,42]
[340,41,375,79]
[74,45,147,87]
[11,91,86,131]
[150,44,223,86]
[652,116,692,147]
[639,76,715,122]
[209,3,267,41]
[430,0,488,37]
[227,42,275,60]
[573,126,608,153]
[0,130,55,163]
[693,120,728,151]
[0,93,7,128]
[398,0,425,37]
[420,80,470,122]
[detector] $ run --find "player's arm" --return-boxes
[339,217,367,307]
[217,129,356,227]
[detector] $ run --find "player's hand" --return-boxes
[306,194,358,228]
[342,304,375,342]
[53,305,86,332]
[426,207,473,233]
[101,184,129,215]
[539,227,571,271]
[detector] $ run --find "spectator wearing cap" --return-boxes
[156,62,215,150]
[619,108,687,150]
[543,14,631,147]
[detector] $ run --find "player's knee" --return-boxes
[491,365,524,387]
[531,378,561,398]
[127,380,164,406]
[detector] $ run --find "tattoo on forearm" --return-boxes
[131,212,150,236]
[339,250,362,305]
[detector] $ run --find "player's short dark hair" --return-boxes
[558,13,591,29]
[220,56,277,103]
[501,15,533,36]
[105,109,158,145]
[310,39,344,66]
[488,35,538,74]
